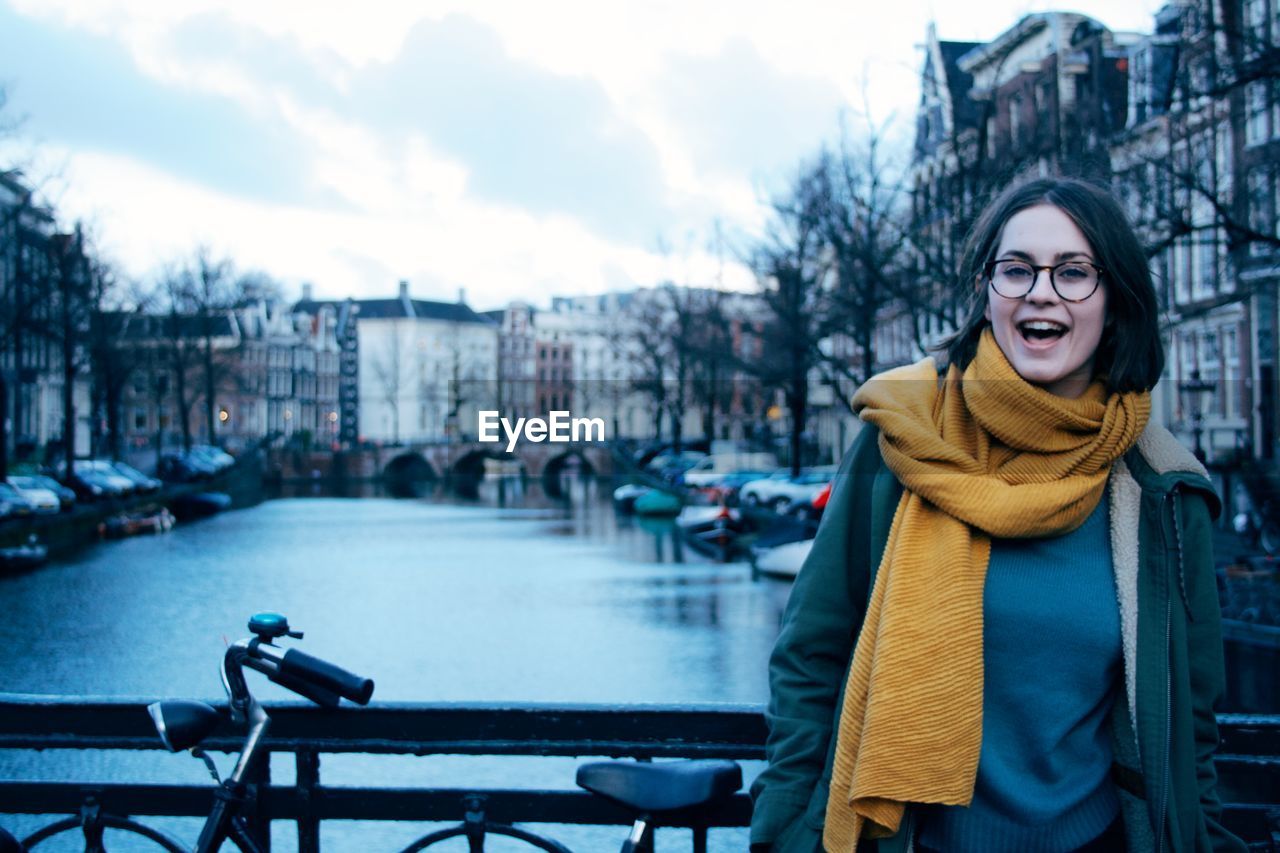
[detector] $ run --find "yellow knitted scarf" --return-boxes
[822,327,1150,851]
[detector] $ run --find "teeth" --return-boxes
[1020,321,1067,332]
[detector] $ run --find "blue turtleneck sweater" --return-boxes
[916,495,1123,852]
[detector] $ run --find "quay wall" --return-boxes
[0,456,267,561]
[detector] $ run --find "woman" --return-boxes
[749,177,1245,853]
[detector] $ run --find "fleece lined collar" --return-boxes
[1125,423,1220,518]
[1108,420,1216,739]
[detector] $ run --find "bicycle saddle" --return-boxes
[575,759,742,813]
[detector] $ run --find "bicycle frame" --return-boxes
[190,640,275,853]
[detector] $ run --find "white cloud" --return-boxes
[5,0,1171,306]
[42,146,754,307]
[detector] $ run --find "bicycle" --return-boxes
[398,758,743,853]
[3,612,742,852]
[8,612,375,853]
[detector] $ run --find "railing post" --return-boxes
[297,751,320,853]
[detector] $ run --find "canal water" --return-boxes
[0,478,792,851]
[3,475,1276,850]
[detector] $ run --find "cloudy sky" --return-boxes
[0,0,1161,310]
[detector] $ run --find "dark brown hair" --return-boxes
[936,176,1163,393]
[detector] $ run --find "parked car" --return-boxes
[9,474,75,512]
[788,480,834,520]
[190,445,235,471]
[158,451,217,483]
[698,469,779,504]
[739,467,837,513]
[73,460,139,497]
[681,453,780,488]
[4,476,60,514]
[0,482,38,520]
[645,450,707,483]
[60,462,131,501]
[107,461,163,493]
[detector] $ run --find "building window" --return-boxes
[1273,79,1280,141]
[1177,331,1197,419]
[1199,329,1222,417]
[1249,169,1273,256]
[1274,171,1280,241]
[1223,326,1240,419]
[1173,236,1192,304]
[1246,81,1268,146]
[1193,234,1217,299]
[1009,92,1022,147]
[1244,0,1267,57]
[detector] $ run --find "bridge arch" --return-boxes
[448,449,529,499]
[540,449,598,500]
[382,453,439,498]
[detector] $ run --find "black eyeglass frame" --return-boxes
[982,259,1105,303]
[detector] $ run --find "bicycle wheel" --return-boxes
[399,822,573,853]
[23,814,186,852]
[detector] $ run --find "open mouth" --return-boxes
[1017,320,1068,344]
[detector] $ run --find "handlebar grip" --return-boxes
[268,668,341,708]
[279,648,374,705]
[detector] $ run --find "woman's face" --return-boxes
[982,204,1108,398]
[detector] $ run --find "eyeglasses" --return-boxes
[984,259,1104,303]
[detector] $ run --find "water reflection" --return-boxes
[0,469,1273,850]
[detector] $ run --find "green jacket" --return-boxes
[750,422,1247,853]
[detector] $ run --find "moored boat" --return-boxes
[612,483,650,513]
[0,538,49,573]
[752,538,814,580]
[676,505,752,560]
[170,491,233,520]
[99,506,176,539]
[633,489,683,517]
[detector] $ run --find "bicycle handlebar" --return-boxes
[260,663,343,708]
[277,648,374,705]
[222,614,376,710]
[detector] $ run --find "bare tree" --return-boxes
[684,287,738,443]
[623,291,675,445]
[746,158,831,475]
[657,282,705,451]
[370,322,403,445]
[87,258,147,461]
[48,227,96,477]
[812,123,912,408]
[1118,2,1280,271]
[154,266,203,453]
[183,247,236,447]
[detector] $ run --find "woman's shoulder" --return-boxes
[1132,422,1210,480]
[1122,421,1221,518]
[843,422,892,479]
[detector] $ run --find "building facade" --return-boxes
[906,2,1279,472]
[118,295,341,462]
[351,281,498,445]
[0,171,92,468]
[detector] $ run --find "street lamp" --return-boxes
[1179,369,1217,463]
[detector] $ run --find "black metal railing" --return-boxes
[1,695,1278,850]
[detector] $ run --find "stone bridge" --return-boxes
[266,442,618,496]
[378,440,616,484]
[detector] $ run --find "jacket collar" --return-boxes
[1122,422,1221,519]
